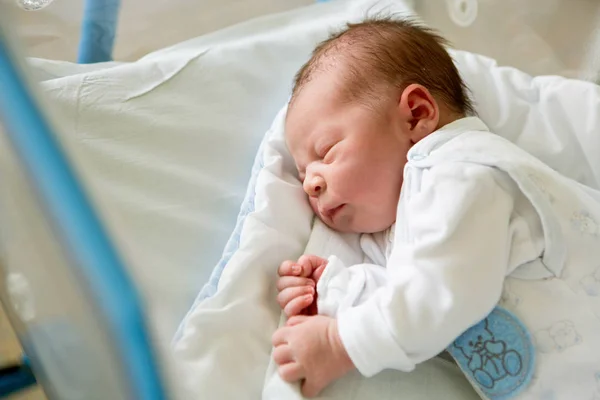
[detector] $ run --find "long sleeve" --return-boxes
[316,256,388,318]
[316,227,392,317]
[320,162,515,377]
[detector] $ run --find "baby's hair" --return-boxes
[290,16,474,116]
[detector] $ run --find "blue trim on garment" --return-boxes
[78,0,120,63]
[0,27,167,400]
[448,307,535,400]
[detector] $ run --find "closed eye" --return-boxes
[321,142,338,162]
[318,142,337,159]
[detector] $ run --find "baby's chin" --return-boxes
[317,214,390,234]
[315,213,351,233]
[322,219,354,233]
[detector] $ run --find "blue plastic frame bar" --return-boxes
[0,356,36,398]
[77,0,120,63]
[0,22,168,400]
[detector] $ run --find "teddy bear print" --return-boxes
[581,267,600,297]
[571,210,600,237]
[453,319,522,389]
[534,320,582,353]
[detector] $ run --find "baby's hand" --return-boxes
[277,255,328,317]
[272,315,354,398]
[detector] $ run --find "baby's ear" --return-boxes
[398,84,439,142]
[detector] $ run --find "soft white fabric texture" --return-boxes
[262,219,480,400]
[313,116,600,399]
[317,118,529,376]
[412,122,600,399]
[175,59,600,399]
[28,0,411,347]
[412,123,600,400]
[174,52,600,398]
[26,0,600,397]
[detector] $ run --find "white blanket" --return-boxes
[28,0,415,350]
[173,48,600,398]
[172,107,481,398]
[25,0,600,396]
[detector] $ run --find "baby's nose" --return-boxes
[303,175,325,197]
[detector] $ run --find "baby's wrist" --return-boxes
[328,319,355,373]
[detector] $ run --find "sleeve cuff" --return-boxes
[317,256,368,317]
[316,256,348,317]
[337,299,415,377]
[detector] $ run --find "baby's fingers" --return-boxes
[278,260,305,277]
[273,344,294,365]
[277,287,314,317]
[284,296,314,317]
[276,276,315,292]
[278,362,305,383]
[297,255,324,277]
[312,264,327,283]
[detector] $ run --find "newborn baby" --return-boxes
[272,17,600,399]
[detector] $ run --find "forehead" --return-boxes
[285,72,346,151]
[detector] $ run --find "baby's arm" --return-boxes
[319,163,513,377]
[316,256,388,317]
[314,230,391,316]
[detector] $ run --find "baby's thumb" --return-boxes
[296,255,318,278]
[312,264,327,283]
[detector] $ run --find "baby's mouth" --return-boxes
[322,204,345,221]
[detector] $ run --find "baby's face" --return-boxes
[286,75,412,233]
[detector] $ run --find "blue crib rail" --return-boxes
[0,10,168,400]
[76,0,329,63]
[0,357,35,398]
[77,0,120,63]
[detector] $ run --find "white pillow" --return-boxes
[36,0,414,347]
[174,41,600,400]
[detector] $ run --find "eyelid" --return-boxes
[318,141,337,158]
[323,142,339,160]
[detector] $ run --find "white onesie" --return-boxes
[316,117,600,399]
